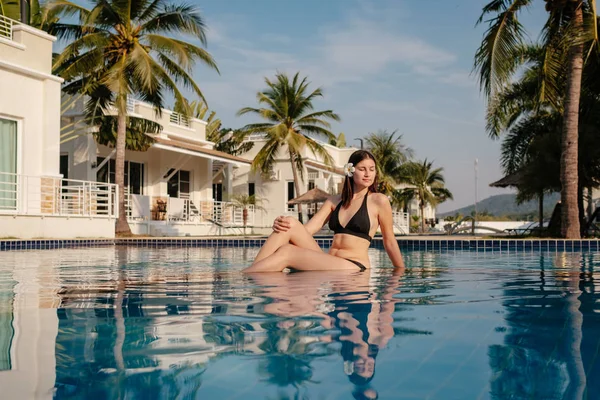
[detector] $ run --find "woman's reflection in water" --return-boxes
[248,267,403,400]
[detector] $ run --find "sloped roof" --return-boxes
[153,137,251,165]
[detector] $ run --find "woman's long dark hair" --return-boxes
[341,150,378,208]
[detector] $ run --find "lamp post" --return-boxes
[20,0,30,24]
[354,138,364,149]
[474,158,478,223]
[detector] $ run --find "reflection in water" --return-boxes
[0,247,598,399]
[487,252,600,400]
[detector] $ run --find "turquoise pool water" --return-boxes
[0,246,599,399]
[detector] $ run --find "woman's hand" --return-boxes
[272,216,292,233]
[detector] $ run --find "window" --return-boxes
[97,157,144,195]
[0,118,17,211]
[287,181,295,211]
[167,169,191,198]
[248,182,255,197]
[308,181,315,190]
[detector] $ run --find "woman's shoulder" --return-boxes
[329,194,342,203]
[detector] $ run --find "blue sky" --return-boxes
[187,0,549,212]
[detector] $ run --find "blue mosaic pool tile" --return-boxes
[5,237,600,252]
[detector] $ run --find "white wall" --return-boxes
[0,25,62,178]
[0,215,115,238]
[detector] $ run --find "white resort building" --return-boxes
[0,16,118,239]
[232,135,411,235]
[0,15,419,239]
[60,97,252,237]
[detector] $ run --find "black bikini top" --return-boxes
[328,192,372,242]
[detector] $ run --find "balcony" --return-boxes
[0,15,15,41]
[125,191,254,227]
[169,112,190,128]
[0,172,118,218]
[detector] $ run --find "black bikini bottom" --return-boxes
[345,258,367,271]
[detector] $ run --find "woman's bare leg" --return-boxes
[244,244,363,273]
[252,217,321,265]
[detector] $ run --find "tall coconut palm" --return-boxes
[364,129,413,196]
[474,0,599,238]
[395,160,453,233]
[238,72,340,223]
[52,0,219,234]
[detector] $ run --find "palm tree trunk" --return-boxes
[560,3,584,239]
[115,109,131,234]
[538,191,544,237]
[243,208,248,235]
[289,152,303,223]
[420,203,425,233]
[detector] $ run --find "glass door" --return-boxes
[0,118,17,211]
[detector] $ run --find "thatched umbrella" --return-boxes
[489,170,525,188]
[287,188,331,205]
[490,169,547,232]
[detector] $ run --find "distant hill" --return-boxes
[439,193,560,219]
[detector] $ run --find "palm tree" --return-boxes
[229,194,267,234]
[238,72,340,223]
[52,0,219,234]
[500,112,562,232]
[395,160,453,233]
[482,39,600,236]
[364,129,413,196]
[474,0,599,238]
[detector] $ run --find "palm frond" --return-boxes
[141,4,208,43]
[474,0,532,99]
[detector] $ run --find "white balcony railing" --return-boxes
[0,15,16,40]
[307,172,319,180]
[0,172,118,218]
[393,211,410,234]
[169,112,190,128]
[125,192,254,227]
[126,97,137,113]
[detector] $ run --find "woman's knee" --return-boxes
[283,216,301,229]
[276,243,297,260]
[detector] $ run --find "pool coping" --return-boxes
[1,237,599,252]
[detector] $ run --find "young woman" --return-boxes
[243,150,405,273]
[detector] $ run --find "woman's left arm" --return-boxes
[375,194,405,269]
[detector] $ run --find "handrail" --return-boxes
[169,112,190,127]
[0,15,16,40]
[0,172,118,218]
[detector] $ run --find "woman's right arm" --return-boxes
[303,199,335,235]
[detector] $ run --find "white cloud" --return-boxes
[313,20,457,84]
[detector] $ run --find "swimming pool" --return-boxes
[0,245,599,399]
